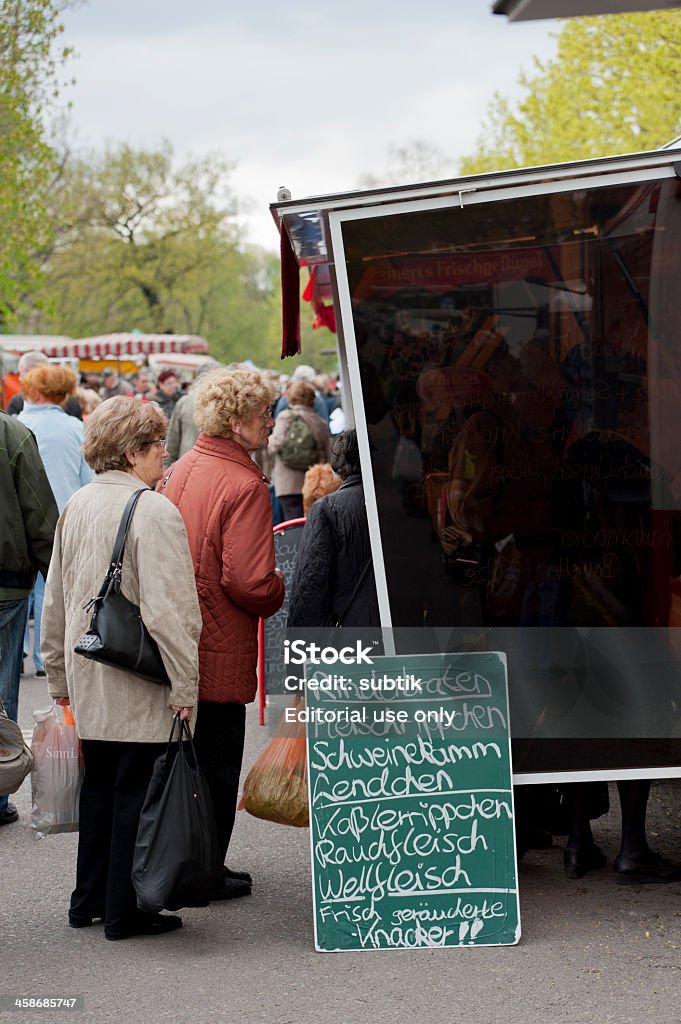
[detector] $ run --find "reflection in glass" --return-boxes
[346,179,681,628]
[343,177,681,772]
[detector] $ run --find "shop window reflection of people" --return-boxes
[446,348,566,627]
[445,347,583,860]
[559,375,681,882]
[445,339,681,881]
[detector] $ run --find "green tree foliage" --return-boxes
[0,0,73,323]
[27,143,283,367]
[460,10,681,176]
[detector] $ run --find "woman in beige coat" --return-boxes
[42,397,202,941]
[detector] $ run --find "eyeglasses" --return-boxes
[141,437,167,450]
[259,408,274,422]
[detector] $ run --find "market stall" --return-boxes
[0,333,212,407]
[44,333,209,374]
[271,144,681,783]
[0,336,76,407]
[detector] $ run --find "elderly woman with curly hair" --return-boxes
[161,366,285,900]
[41,397,202,941]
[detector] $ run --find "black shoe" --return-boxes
[564,844,606,879]
[68,910,105,929]
[104,913,183,941]
[211,876,252,901]
[0,803,19,827]
[613,852,681,885]
[36,669,46,677]
[224,866,253,884]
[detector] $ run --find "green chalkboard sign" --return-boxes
[304,651,520,952]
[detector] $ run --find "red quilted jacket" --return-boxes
[161,434,285,703]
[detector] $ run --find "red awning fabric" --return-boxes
[41,334,209,359]
[280,230,301,358]
[302,266,336,334]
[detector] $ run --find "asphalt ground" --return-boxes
[3,661,681,1024]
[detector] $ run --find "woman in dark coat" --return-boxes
[287,430,380,629]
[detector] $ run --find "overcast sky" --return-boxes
[61,1,556,250]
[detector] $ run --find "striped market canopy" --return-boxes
[0,351,20,373]
[43,333,209,359]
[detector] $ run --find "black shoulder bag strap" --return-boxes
[159,465,175,493]
[333,559,372,628]
[88,488,150,607]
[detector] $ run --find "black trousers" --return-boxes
[278,493,304,522]
[192,701,246,864]
[71,739,165,929]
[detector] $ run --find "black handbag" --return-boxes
[74,488,171,686]
[132,716,222,913]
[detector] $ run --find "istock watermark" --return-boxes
[283,639,375,666]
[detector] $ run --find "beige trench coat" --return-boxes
[42,471,202,743]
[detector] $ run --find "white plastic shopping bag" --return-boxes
[30,704,83,839]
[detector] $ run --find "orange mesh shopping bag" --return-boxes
[238,699,308,827]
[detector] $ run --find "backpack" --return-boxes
[280,414,319,472]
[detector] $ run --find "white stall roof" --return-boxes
[147,352,219,374]
[493,0,681,20]
[271,146,681,267]
[0,335,73,355]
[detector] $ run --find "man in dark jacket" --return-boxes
[99,368,133,401]
[286,429,379,628]
[0,412,58,825]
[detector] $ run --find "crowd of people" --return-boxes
[2,346,678,944]
[0,353,358,941]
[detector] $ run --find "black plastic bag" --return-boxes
[132,717,222,914]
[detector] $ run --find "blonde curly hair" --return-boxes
[302,462,341,516]
[193,366,277,437]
